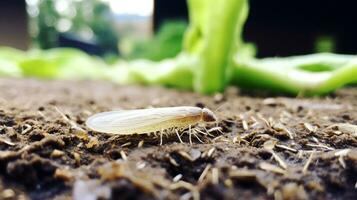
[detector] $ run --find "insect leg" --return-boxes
[160,129,163,145]
[204,126,216,137]
[175,129,184,143]
[192,130,204,143]
[194,128,208,135]
[189,125,192,145]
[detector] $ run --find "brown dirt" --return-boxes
[0,78,357,200]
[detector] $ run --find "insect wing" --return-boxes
[86,106,202,134]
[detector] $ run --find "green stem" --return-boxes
[185,0,248,94]
[233,53,357,95]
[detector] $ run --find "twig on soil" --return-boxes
[334,149,350,157]
[211,167,219,184]
[201,147,216,158]
[170,181,199,200]
[306,143,334,151]
[138,140,144,148]
[273,122,295,139]
[168,156,179,167]
[338,156,346,169]
[173,174,183,182]
[303,150,315,175]
[54,106,86,133]
[38,110,46,119]
[21,124,32,135]
[120,150,128,161]
[178,150,194,162]
[242,119,249,130]
[270,150,288,169]
[136,161,146,170]
[326,123,357,137]
[306,137,334,151]
[259,162,286,175]
[232,134,249,145]
[0,136,15,146]
[198,164,212,183]
[121,142,131,147]
[304,123,318,133]
[257,113,271,127]
[334,149,350,169]
[275,144,298,153]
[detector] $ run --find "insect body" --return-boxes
[86,106,217,135]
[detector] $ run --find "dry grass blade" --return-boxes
[211,168,219,184]
[263,98,278,106]
[327,123,357,137]
[334,149,351,157]
[168,156,179,167]
[229,169,257,181]
[273,122,295,139]
[136,161,146,170]
[120,150,128,161]
[259,162,286,175]
[263,140,277,150]
[306,143,334,151]
[121,142,131,147]
[170,181,199,200]
[257,113,271,127]
[304,123,318,133]
[207,147,216,157]
[335,149,350,169]
[138,140,144,148]
[303,150,315,175]
[178,151,194,161]
[21,124,32,134]
[55,106,85,132]
[242,120,249,130]
[270,150,288,169]
[173,174,183,182]
[275,144,298,153]
[338,156,346,168]
[198,164,212,183]
[0,136,15,146]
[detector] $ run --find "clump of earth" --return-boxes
[0,78,356,200]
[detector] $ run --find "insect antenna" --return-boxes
[214,101,229,113]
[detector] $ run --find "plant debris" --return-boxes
[0,78,356,199]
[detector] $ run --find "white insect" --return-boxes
[86,106,218,144]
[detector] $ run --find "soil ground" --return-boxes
[0,78,356,200]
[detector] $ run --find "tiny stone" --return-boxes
[2,189,15,199]
[54,168,73,182]
[51,149,65,158]
[213,93,224,103]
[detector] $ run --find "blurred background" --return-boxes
[0,0,356,60]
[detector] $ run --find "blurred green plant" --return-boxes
[127,21,187,61]
[30,0,118,53]
[2,0,357,96]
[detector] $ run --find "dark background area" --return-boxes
[245,0,357,57]
[154,0,357,57]
[0,0,28,50]
[1,0,357,57]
